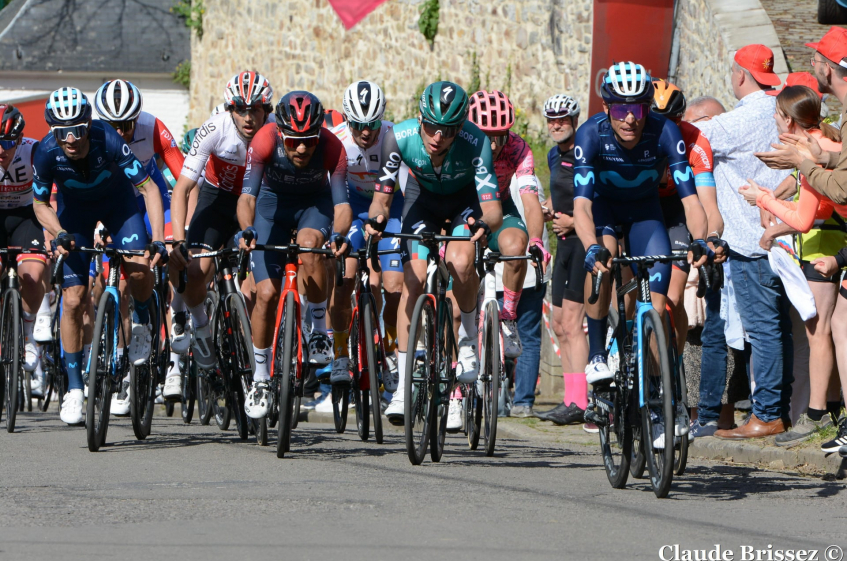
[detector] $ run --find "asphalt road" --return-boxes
[1,411,845,561]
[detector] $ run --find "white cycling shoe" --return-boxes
[308,333,333,367]
[455,337,479,383]
[170,313,190,355]
[34,312,53,343]
[60,389,84,425]
[385,393,405,426]
[585,357,613,384]
[446,398,463,432]
[128,323,152,366]
[24,337,39,372]
[163,375,182,401]
[245,381,270,419]
[111,379,131,416]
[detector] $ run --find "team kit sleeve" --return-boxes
[375,130,402,195]
[152,118,186,178]
[661,120,697,199]
[112,131,152,189]
[180,117,218,183]
[241,123,275,197]
[514,139,538,195]
[572,122,598,201]
[323,134,350,206]
[31,143,54,205]
[473,135,498,203]
[688,130,717,189]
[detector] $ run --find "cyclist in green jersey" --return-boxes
[366,81,503,424]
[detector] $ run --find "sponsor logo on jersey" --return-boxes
[672,167,693,184]
[189,121,217,157]
[395,127,419,140]
[458,129,478,146]
[0,165,27,183]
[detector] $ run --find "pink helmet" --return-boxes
[468,90,515,133]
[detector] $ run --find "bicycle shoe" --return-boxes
[308,332,333,367]
[128,322,153,365]
[163,374,182,401]
[111,378,131,416]
[60,389,84,425]
[585,356,613,384]
[171,311,190,354]
[446,398,463,432]
[456,337,479,383]
[245,380,270,419]
[192,322,216,369]
[501,319,523,359]
[330,357,352,385]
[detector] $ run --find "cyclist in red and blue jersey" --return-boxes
[31,87,167,426]
[573,63,709,399]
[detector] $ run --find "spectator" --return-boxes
[694,44,793,439]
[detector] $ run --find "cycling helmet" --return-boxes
[601,62,654,104]
[181,128,197,154]
[0,105,25,141]
[651,79,686,119]
[275,91,324,136]
[342,81,386,123]
[224,71,273,109]
[543,94,580,118]
[323,108,346,129]
[44,87,92,126]
[419,81,468,127]
[468,90,514,133]
[93,80,142,122]
[210,103,226,118]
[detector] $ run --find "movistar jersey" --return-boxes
[32,120,150,204]
[573,112,697,202]
[375,118,497,202]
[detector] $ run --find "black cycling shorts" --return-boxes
[551,236,586,305]
[0,205,46,253]
[187,184,240,251]
[802,260,839,283]
[660,196,692,274]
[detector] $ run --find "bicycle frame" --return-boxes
[270,255,304,392]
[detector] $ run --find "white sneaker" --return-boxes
[315,391,336,413]
[456,337,479,383]
[170,313,190,354]
[128,323,152,365]
[192,322,216,369]
[245,380,270,419]
[34,313,53,343]
[383,355,398,393]
[163,375,182,400]
[501,319,523,359]
[24,337,39,372]
[447,398,463,432]
[307,332,333,366]
[385,393,405,425]
[60,389,84,424]
[675,402,690,437]
[585,357,613,384]
[330,357,352,385]
[111,379,131,416]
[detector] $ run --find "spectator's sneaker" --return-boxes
[24,337,38,372]
[675,403,690,436]
[192,323,216,369]
[510,404,534,418]
[34,312,53,343]
[536,402,584,425]
[171,312,190,354]
[455,337,479,383]
[303,385,330,411]
[582,423,599,434]
[383,355,398,393]
[111,379,131,416]
[820,416,847,453]
[775,413,832,447]
[314,390,336,413]
[585,355,612,384]
[330,357,352,385]
[128,322,152,365]
[385,393,405,426]
[163,375,182,401]
[308,332,333,367]
[245,381,270,419]
[689,420,718,438]
[501,319,522,359]
[60,389,84,425]
[447,398,463,432]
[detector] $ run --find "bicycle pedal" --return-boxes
[584,408,605,426]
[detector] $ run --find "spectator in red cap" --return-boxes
[734,44,782,90]
[766,72,823,98]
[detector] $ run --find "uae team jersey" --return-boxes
[0,138,38,209]
[659,120,716,197]
[573,112,697,202]
[493,131,538,200]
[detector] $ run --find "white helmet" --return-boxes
[601,62,654,103]
[94,80,142,122]
[223,71,273,108]
[210,103,226,118]
[45,87,92,126]
[342,81,386,123]
[543,94,580,119]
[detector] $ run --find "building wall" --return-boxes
[188,0,593,133]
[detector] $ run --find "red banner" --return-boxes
[589,0,676,115]
[327,0,388,30]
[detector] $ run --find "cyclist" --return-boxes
[93,79,187,401]
[365,81,502,425]
[168,71,274,373]
[236,90,351,419]
[651,79,727,355]
[0,105,51,394]
[327,81,403,392]
[32,87,166,425]
[573,63,708,446]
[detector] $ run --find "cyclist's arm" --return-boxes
[114,135,163,243]
[572,124,599,249]
[664,120,707,241]
[137,176,165,243]
[174,119,217,240]
[520,187,544,241]
[237,126,274,230]
[152,117,185,178]
[237,194,256,230]
[326,138,351,237]
[369,130,400,226]
[474,135,503,232]
[31,146,64,237]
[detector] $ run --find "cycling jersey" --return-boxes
[242,124,348,205]
[375,118,497,202]
[32,120,151,203]
[659,120,716,197]
[127,111,184,180]
[330,120,402,211]
[0,138,37,209]
[493,132,538,199]
[573,112,697,202]
[180,111,274,196]
[547,145,576,217]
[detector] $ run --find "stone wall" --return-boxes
[188,0,592,133]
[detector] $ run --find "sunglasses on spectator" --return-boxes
[281,133,320,149]
[421,119,460,139]
[52,123,89,143]
[349,119,381,131]
[490,134,509,147]
[0,140,17,150]
[608,103,649,121]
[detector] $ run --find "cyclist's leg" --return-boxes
[662,196,692,355]
[329,215,363,381]
[379,198,406,363]
[621,198,672,314]
[296,199,333,367]
[9,208,48,372]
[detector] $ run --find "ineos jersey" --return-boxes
[0,138,37,209]
[547,145,576,216]
[180,112,274,196]
[330,120,394,202]
[573,112,697,202]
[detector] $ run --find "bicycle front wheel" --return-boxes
[350,310,369,441]
[2,290,22,432]
[275,291,297,458]
[640,308,675,498]
[87,293,117,451]
[673,351,689,476]
[405,294,435,465]
[181,354,196,424]
[363,297,383,444]
[222,293,254,441]
[465,384,482,450]
[430,296,455,463]
[482,301,500,457]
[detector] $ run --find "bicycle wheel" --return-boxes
[275,291,297,458]
[2,290,22,432]
[363,297,383,444]
[482,301,500,457]
[230,294,255,441]
[640,308,675,498]
[130,298,158,440]
[213,388,231,430]
[181,354,196,424]
[87,293,117,451]
[197,367,213,425]
[465,384,482,450]
[332,386,349,433]
[405,294,435,465]
[630,427,647,479]
[354,375,369,441]
[350,312,369,441]
[674,357,689,476]
[430,297,455,462]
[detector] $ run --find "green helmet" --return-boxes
[181,128,197,154]
[419,81,468,127]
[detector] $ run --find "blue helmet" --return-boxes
[601,62,654,104]
[45,87,92,127]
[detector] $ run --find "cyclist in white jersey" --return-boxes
[0,105,51,393]
[327,81,406,392]
[169,71,275,373]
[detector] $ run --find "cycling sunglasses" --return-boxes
[233,104,264,116]
[281,133,320,149]
[421,119,460,139]
[608,103,649,121]
[108,119,136,133]
[490,134,509,147]
[52,122,89,143]
[0,139,17,150]
[348,119,381,131]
